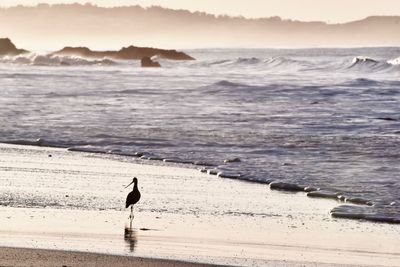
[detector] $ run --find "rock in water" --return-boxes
[118,46,194,60]
[141,57,161,67]
[0,38,29,56]
[51,45,194,60]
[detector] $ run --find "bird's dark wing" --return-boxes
[126,191,133,208]
[126,189,141,208]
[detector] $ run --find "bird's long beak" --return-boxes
[124,180,134,188]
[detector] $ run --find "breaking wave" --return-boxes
[0,53,117,66]
[193,55,400,74]
[2,52,400,74]
[194,56,310,69]
[347,56,400,72]
[388,57,400,65]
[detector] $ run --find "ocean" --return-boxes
[1,47,399,223]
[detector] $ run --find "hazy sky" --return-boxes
[1,0,400,23]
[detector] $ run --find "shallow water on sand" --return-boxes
[0,48,400,223]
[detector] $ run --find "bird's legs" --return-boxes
[130,206,134,220]
[129,206,134,229]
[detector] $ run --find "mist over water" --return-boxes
[1,47,400,223]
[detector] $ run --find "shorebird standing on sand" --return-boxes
[125,177,141,228]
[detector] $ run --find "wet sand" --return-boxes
[0,143,399,266]
[0,247,218,267]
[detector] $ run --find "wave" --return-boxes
[195,56,310,69]
[213,80,246,87]
[388,57,400,65]
[264,57,311,68]
[0,53,117,66]
[351,56,379,65]
[236,57,262,64]
[331,205,400,224]
[347,56,395,72]
[200,55,400,73]
[194,57,262,67]
[342,78,381,87]
[338,77,400,89]
[200,80,271,95]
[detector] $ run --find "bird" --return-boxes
[125,177,141,227]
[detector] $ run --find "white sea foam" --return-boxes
[387,57,400,65]
[0,53,117,66]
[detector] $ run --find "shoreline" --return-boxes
[3,140,398,225]
[0,143,399,266]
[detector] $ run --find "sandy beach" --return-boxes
[0,143,399,266]
[0,247,218,267]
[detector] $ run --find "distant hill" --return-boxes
[1,3,400,49]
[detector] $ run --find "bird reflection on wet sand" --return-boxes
[124,227,137,253]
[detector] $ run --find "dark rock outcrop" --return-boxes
[52,45,194,61]
[0,38,29,56]
[140,56,161,67]
[118,46,194,60]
